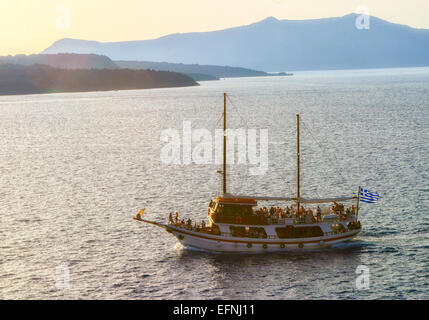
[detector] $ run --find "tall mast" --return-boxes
[296,114,300,210]
[223,93,227,195]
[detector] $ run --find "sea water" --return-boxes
[0,67,428,299]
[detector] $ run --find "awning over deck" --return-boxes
[216,194,356,204]
[299,196,357,204]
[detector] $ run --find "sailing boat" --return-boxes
[134,93,362,252]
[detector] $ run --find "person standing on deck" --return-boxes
[317,206,322,222]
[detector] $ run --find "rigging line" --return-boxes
[300,119,348,186]
[227,94,270,196]
[301,119,347,187]
[211,112,223,132]
[300,148,322,199]
[303,122,346,188]
[227,94,295,198]
[226,94,250,129]
[224,94,251,194]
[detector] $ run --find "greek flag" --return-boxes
[360,188,379,203]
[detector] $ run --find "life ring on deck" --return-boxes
[247,243,252,248]
[263,244,268,249]
[280,243,285,249]
[298,243,304,249]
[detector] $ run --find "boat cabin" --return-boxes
[209,196,264,225]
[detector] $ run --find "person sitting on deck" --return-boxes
[175,211,179,223]
[310,208,316,222]
[346,207,351,217]
[201,220,206,230]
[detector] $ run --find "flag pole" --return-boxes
[296,114,300,212]
[356,186,360,221]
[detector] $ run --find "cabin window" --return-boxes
[215,204,253,216]
[276,226,323,238]
[212,204,257,224]
[230,226,267,238]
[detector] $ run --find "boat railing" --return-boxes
[267,218,285,225]
[323,229,354,236]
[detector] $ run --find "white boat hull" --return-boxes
[168,225,360,253]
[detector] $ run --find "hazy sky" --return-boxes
[1,0,428,55]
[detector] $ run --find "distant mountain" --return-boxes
[114,60,278,79]
[42,14,429,71]
[0,53,117,69]
[0,64,198,96]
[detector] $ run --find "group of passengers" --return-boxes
[254,203,356,224]
[168,212,218,234]
[254,205,323,224]
[332,202,356,220]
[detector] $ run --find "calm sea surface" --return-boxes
[0,68,428,299]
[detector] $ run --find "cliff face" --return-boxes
[0,64,198,96]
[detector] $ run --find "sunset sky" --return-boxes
[1,0,429,56]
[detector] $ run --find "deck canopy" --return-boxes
[215,194,294,206]
[228,195,295,202]
[298,196,357,204]
[215,194,356,205]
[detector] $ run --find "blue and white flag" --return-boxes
[360,188,379,203]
